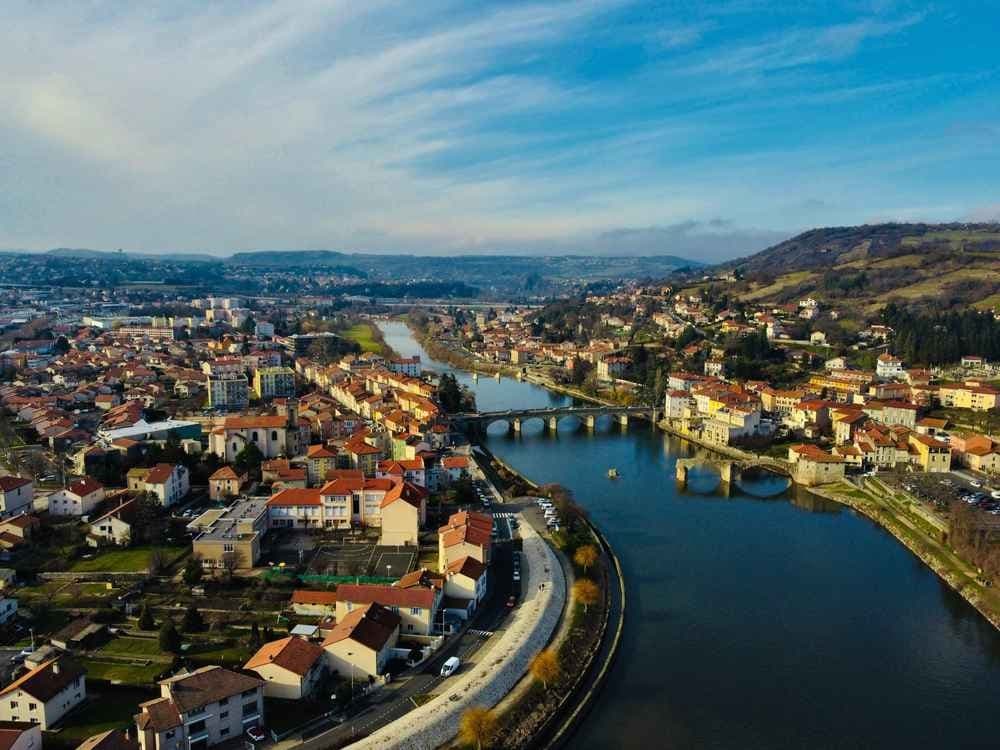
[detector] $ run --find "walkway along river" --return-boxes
[378,321,1000,750]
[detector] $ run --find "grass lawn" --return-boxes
[97,636,172,661]
[69,546,186,573]
[339,323,383,354]
[79,658,166,685]
[184,640,253,668]
[47,688,156,749]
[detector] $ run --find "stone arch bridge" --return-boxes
[675,456,790,487]
[452,405,659,434]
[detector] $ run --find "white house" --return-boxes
[0,657,86,729]
[128,464,189,507]
[0,477,33,520]
[876,353,905,379]
[46,478,105,517]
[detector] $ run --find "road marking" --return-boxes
[493,512,516,518]
[468,629,493,638]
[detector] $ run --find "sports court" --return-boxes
[370,547,418,578]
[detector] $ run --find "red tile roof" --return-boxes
[245,636,324,676]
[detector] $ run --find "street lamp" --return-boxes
[346,651,355,696]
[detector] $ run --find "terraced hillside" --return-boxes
[720,223,1000,313]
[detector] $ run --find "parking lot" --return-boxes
[883,471,1000,515]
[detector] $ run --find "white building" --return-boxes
[128,464,190,507]
[135,666,264,750]
[0,477,33,520]
[206,373,250,411]
[47,478,105,517]
[252,367,295,401]
[876,353,905,379]
[0,658,86,730]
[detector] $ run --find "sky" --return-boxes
[1,1,998,262]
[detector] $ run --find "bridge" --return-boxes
[675,456,790,487]
[452,405,659,434]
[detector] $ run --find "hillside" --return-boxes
[718,223,1000,313]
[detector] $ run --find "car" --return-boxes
[245,726,267,743]
[506,595,517,607]
[440,656,461,677]
[970,480,983,488]
[513,571,521,582]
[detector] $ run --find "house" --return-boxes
[127,464,189,507]
[938,381,1000,412]
[47,477,105,517]
[335,581,441,636]
[290,590,338,617]
[88,498,137,547]
[0,479,33,521]
[907,435,952,473]
[135,667,264,750]
[0,657,86,729]
[876,353,904,379]
[0,722,41,750]
[440,456,470,483]
[244,636,326,700]
[444,556,488,612]
[75,728,139,750]
[208,413,299,463]
[438,511,492,572]
[0,515,38,552]
[322,603,400,680]
[964,444,1000,475]
[304,445,338,486]
[379,482,427,546]
[207,467,246,502]
[261,460,307,489]
[787,445,847,486]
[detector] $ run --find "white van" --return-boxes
[440,656,461,677]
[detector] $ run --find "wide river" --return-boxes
[379,321,1000,750]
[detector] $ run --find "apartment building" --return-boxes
[252,367,295,401]
[0,658,86,730]
[206,373,249,411]
[135,667,264,750]
[190,498,268,570]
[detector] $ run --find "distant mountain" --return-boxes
[46,247,219,263]
[716,222,1000,313]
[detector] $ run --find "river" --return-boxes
[379,321,1000,750]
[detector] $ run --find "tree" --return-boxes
[438,373,464,413]
[458,706,498,750]
[181,605,205,633]
[52,336,70,355]
[573,545,599,574]
[159,621,181,653]
[183,556,204,586]
[138,602,155,630]
[240,315,257,336]
[573,579,600,613]
[220,549,246,580]
[234,443,264,477]
[249,622,261,648]
[529,649,560,690]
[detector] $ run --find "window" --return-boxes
[28,703,36,711]
[242,702,258,717]
[271,430,278,441]
[252,431,259,442]
[221,728,230,737]
[9,702,16,708]
[410,608,421,615]
[219,697,229,706]
[165,731,175,740]
[220,711,229,719]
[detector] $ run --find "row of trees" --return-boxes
[949,501,1000,582]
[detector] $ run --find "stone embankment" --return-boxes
[351,518,565,750]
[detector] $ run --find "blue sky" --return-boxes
[1,0,997,261]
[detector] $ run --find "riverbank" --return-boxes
[471,442,627,750]
[809,480,1000,632]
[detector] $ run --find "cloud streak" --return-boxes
[0,1,995,258]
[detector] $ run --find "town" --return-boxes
[0,266,999,749]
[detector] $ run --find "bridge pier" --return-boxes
[618,414,629,430]
[512,417,522,433]
[584,415,596,430]
[547,416,559,433]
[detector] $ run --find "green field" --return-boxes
[46,688,156,748]
[339,323,384,354]
[97,636,171,660]
[80,658,165,685]
[69,546,186,572]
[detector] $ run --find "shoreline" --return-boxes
[473,442,627,750]
[807,482,1000,632]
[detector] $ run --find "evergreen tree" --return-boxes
[138,602,155,630]
[181,605,205,633]
[159,621,182,653]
